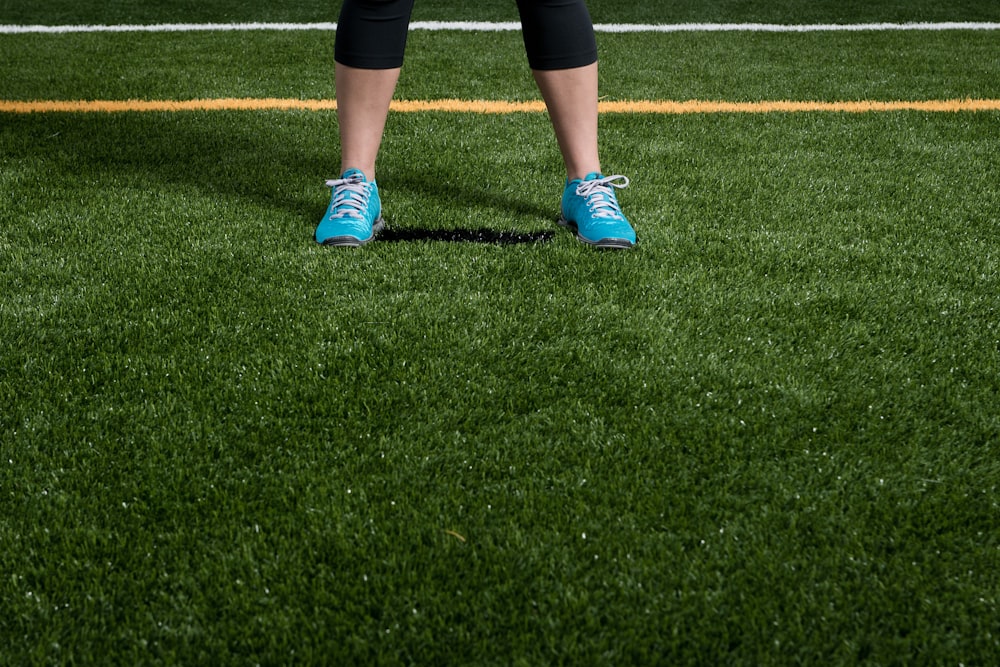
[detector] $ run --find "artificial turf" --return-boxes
[2,1,999,665]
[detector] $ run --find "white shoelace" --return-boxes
[325,176,370,219]
[575,175,630,219]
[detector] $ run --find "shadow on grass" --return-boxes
[377,226,555,244]
[3,114,564,245]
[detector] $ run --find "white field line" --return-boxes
[2,21,1000,34]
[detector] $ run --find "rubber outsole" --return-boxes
[318,218,386,247]
[557,217,635,249]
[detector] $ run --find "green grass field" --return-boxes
[2,1,999,664]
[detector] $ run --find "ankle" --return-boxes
[341,165,376,181]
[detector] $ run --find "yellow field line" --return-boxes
[1,98,999,114]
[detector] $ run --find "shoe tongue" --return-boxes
[583,172,605,181]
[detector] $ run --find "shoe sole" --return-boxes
[319,218,386,247]
[557,216,635,249]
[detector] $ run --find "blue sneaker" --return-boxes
[315,169,385,246]
[558,172,636,249]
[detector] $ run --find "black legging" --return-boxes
[334,0,598,71]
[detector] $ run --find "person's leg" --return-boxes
[317,0,413,245]
[335,63,401,182]
[517,0,636,248]
[333,0,414,181]
[531,63,601,182]
[515,0,601,181]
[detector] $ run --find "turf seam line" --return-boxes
[2,98,1000,114]
[2,21,1000,34]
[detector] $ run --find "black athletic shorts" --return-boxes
[334,0,599,70]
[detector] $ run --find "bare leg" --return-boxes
[335,62,401,181]
[532,62,602,181]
